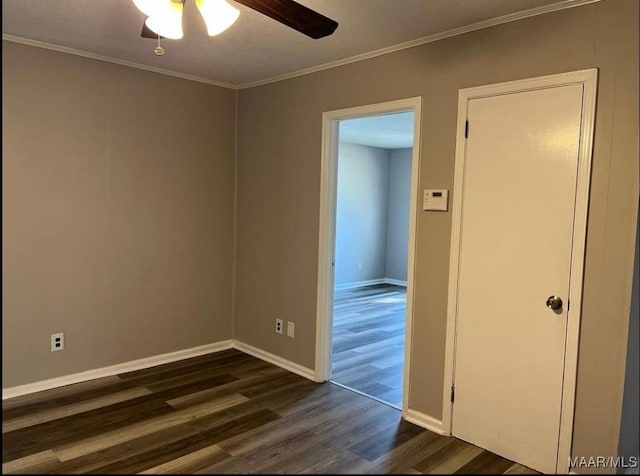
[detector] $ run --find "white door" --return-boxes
[451,84,584,473]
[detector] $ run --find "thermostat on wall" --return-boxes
[423,189,449,211]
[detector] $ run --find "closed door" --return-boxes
[452,84,584,473]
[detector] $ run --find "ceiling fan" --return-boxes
[134,0,339,51]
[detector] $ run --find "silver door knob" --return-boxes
[546,295,563,310]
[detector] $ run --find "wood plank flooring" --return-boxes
[2,348,538,474]
[332,284,406,408]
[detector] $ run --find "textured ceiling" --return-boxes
[2,0,595,88]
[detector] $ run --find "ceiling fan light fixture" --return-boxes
[195,0,240,36]
[145,0,184,40]
[132,0,173,18]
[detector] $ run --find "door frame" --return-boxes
[442,69,598,473]
[315,97,422,414]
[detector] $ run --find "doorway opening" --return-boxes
[331,113,414,408]
[315,98,422,414]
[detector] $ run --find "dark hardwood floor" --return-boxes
[2,348,537,474]
[332,284,406,408]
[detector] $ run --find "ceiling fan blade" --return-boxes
[232,0,338,39]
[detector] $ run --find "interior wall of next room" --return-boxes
[334,142,412,287]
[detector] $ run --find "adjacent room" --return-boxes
[2,0,638,474]
[331,112,415,409]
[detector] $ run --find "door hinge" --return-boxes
[464,120,469,139]
[567,299,570,311]
[450,384,455,403]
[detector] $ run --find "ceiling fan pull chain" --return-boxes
[154,35,165,56]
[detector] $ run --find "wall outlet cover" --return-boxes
[51,333,64,352]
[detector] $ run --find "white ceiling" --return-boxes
[340,112,415,149]
[2,0,594,88]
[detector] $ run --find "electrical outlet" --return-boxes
[287,321,295,338]
[275,318,283,334]
[51,333,64,352]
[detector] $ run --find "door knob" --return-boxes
[546,295,563,310]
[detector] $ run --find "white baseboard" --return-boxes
[232,340,317,381]
[4,338,317,401]
[333,278,407,290]
[2,340,233,400]
[334,278,385,291]
[403,408,448,435]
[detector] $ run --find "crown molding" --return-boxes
[3,0,600,91]
[237,0,600,89]
[1,34,238,90]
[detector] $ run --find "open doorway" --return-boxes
[315,97,421,414]
[331,113,414,408]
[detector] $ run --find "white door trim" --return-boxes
[442,69,598,473]
[315,97,423,417]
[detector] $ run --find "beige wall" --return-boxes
[235,0,638,464]
[2,41,237,387]
[2,0,638,465]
